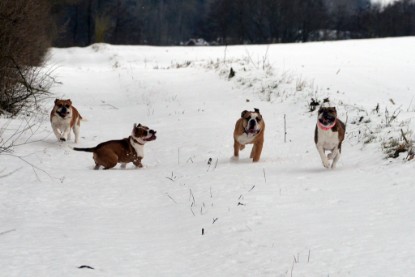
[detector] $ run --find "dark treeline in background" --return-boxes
[51,0,415,46]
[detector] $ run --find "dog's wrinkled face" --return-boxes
[241,108,263,134]
[54,99,73,118]
[318,107,337,126]
[132,123,157,143]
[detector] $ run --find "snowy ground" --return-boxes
[1,38,415,276]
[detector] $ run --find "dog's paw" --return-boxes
[231,156,239,162]
[322,159,330,168]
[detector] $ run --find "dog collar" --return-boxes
[317,120,336,131]
[130,136,144,145]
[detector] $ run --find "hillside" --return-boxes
[0,38,414,276]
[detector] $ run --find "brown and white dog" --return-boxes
[233,108,265,162]
[314,106,346,169]
[73,123,157,170]
[50,99,82,143]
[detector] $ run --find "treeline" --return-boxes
[50,0,415,46]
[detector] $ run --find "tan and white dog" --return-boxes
[73,123,157,170]
[233,108,265,162]
[314,106,346,169]
[50,99,82,143]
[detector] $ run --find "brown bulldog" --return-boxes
[233,108,265,162]
[73,123,156,169]
[314,106,346,169]
[50,99,83,143]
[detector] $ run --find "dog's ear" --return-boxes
[68,99,72,105]
[54,98,59,104]
[241,110,248,118]
[138,123,141,127]
[134,123,137,128]
[254,108,260,114]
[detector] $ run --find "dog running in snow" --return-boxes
[50,99,83,143]
[314,106,346,169]
[233,108,265,162]
[72,123,156,170]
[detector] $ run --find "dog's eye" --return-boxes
[58,104,63,108]
[65,105,70,108]
[256,117,261,122]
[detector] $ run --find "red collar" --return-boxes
[317,120,336,131]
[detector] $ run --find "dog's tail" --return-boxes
[72,146,96,152]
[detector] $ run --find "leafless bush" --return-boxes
[0,0,53,115]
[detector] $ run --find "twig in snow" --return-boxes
[290,259,295,277]
[190,207,195,216]
[166,193,177,204]
[78,265,94,270]
[165,172,176,182]
[189,189,196,205]
[248,185,255,192]
[407,96,414,112]
[308,249,311,263]
[212,218,218,224]
[284,114,287,143]
[0,229,16,236]
[263,168,267,183]
[213,158,219,170]
[2,153,56,182]
[0,167,21,179]
[207,157,212,171]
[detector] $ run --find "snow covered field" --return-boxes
[1,37,415,276]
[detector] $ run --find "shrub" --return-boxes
[0,0,53,115]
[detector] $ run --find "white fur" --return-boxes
[51,112,78,142]
[237,133,256,145]
[130,137,144,158]
[316,127,341,169]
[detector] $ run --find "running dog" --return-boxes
[50,99,82,143]
[233,108,265,162]
[314,106,345,169]
[73,123,156,169]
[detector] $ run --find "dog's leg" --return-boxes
[233,140,241,159]
[133,158,143,168]
[250,144,256,158]
[331,148,341,169]
[316,145,330,168]
[327,148,338,160]
[67,129,72,141]
[94,164,100,170]
[120,163,127,169]
[52,126,61,141]
[252,141,263,162]
[61,127,71,141]
[73,124,80,143]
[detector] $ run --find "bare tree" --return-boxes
[0,0,54,115]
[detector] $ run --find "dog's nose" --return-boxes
[150,130,156,134]
[249,119,256,127]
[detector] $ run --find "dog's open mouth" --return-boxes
[57,111,69,118]
[246,127,259,134]
[144,132,157,141]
